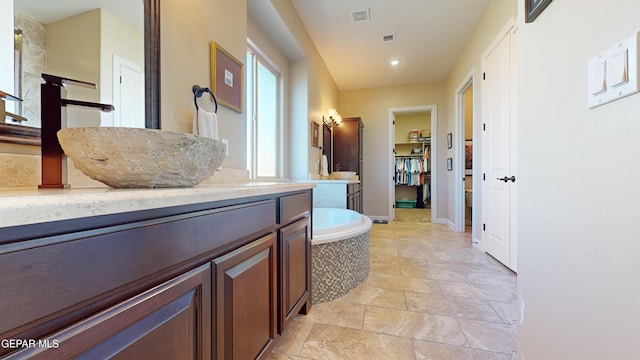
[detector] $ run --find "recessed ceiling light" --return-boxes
[390,60,400,66]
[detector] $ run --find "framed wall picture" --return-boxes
[210,42,243,113]
[311,121,319,147]
[447,157,453,171]
[465,140,473,175]
[525,0,553,23]
[447,132,452,149]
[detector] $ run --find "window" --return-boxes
[246,45,281,179]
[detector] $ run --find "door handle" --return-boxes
[497,176,516,183]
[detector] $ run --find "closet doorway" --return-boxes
[455,71,476,239]
[388,105,438,223]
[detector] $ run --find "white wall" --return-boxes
[47,9,101,128]
[339,83,446,218]
[100,8,144,127]
[161,0,248,169]
[270,0,339,180]
[517,0,640,358]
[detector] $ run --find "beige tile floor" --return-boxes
[267,220,518,360]
[395,208,431,222]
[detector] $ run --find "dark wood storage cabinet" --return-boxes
[332,117,363,176]
[333,117,364,212]
[0,189,312,360]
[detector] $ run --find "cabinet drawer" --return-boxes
[278,192,311,225]
[4,264,211,360]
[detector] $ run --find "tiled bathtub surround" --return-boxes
[269,221,518,359]
[311,231,370,304]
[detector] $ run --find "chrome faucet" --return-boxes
[39,74,114,189]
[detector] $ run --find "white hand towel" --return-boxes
[193,108,219,140]
[321,155,329,176]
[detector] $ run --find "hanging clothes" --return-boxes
[395,156,425,186]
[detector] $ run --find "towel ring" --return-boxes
[192,85,218,113]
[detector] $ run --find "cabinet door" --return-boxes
[333,117,360,173]
[212,234,277,360]
[346,183,361,213]
[5,264,212,360]
[278,217,311,333]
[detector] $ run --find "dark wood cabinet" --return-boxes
[347,183,361,213]
[277,192,312,333]
[0,190,313,360]
[332,117,363,175]
[213,234,277,360]
[278,218,311,332]
[333,117,364,212]
[4,264,211,360]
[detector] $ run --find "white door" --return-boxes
[482,21,517,271]
[113,55,145,128]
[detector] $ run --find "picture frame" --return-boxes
[311,121,319,147]
[447,132,452,149]
[465,140,473,175]
[525,0,552,23]
[210,42,243,113]
[447,157,453,171]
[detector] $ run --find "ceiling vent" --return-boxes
[351,9,370,23]
[382,33,396,42]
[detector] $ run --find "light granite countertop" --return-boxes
[0,182,315,228]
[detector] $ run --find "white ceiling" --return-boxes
[290,0,491,90]
[13,0,142,29]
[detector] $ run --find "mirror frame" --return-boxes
[0,0,161,146]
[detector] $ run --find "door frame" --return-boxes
[388,105,439,223]
[454,70,478,242]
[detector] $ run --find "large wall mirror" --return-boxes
[0,0,160,146]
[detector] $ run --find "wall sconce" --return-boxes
[323,108,342,129]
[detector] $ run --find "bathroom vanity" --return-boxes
[310,179,361,213]
[0,183,313,359]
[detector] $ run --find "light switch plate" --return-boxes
[588,31,639,109]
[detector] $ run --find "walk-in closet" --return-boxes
[394,111,431,222]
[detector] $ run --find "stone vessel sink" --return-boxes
[331,171,356,180]
[57,127,226,188]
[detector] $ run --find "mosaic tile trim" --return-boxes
[312,231,370,304]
